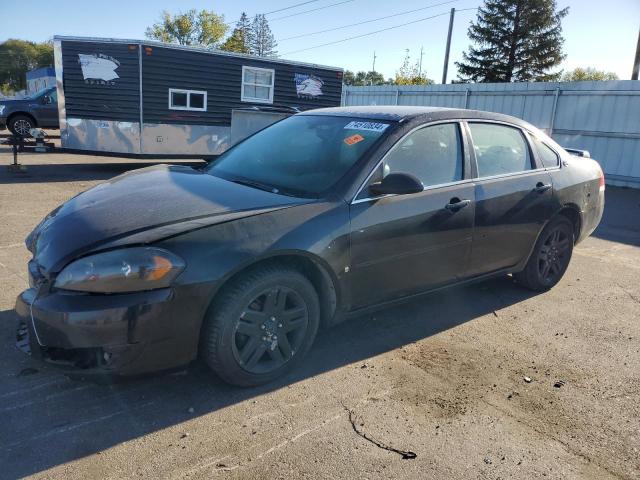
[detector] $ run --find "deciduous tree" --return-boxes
[561,67,619,82]
[343,70,387,86]
[395,50,433,85]
[0,39,53,91]
[145,9,228,48]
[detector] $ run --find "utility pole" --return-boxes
[418,46,424,77]
[441,8,455,84]
[632,27,640,80]
[371,51,377,85]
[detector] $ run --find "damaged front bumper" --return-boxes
[14,286,191,377]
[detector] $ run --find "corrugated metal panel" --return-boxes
[344,81,640,187]
[142,44,342,126]
[61,40,140,122]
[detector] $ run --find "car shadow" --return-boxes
[0,275,537,479]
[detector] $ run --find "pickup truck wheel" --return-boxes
[8,115,35,137]
[201,265,320,387]
[515,217,574,291]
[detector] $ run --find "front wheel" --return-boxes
[8,114,35,137]
[514,217,574,291]
[201,265,320,387]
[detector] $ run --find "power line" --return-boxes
[270,0,356,22]
[278,0,460,42]
[225,0,355,27]
[263,0,323,16]
[281,8,477,56]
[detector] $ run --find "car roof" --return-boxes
[298,106,537,131]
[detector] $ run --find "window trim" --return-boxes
[241,65,275,104]
[168,88,207,112]
[466,121,536,179]
[351,120,468,204]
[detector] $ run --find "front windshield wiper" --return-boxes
[230,178,282,194]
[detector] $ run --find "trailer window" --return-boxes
[241,66,275,104]
[168,89,207,111]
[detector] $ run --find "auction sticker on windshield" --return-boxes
[344,121,389,132]
[344,134,365,146]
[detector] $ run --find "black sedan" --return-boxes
[15,106,605,386]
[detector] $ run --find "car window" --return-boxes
[49,90,58,103]
[469,123,532,177]
[532,136,560,168]
[379,123,463,189]
[207,115,391,197]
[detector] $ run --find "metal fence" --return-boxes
[342,80,640,188]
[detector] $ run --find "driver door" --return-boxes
[348,122,475,309]
[39,89,58,127]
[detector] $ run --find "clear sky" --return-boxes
[1,0,638,81]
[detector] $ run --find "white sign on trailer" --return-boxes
[78,54,120,82]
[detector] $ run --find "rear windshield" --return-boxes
[206,115,392,197]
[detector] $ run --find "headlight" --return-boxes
[54,247,185,293]
[0,105,5,115]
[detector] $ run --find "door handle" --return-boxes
[534,182,552,193]
[445,198,471,211]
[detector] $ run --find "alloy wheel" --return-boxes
[232,286,309,374]
[13,119,32,136]
[537,226,571,284]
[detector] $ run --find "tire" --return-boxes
[201,265,320,387]
[8,114,35,137]
[514,216,574,292]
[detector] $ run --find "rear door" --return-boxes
[348,122,475,309]
[465,121,555,276]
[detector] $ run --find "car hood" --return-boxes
[0,99,32,109]
[29,164,308,272]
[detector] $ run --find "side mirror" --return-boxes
[42,95,52,105]
[369,172,423,196]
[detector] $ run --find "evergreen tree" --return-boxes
[250,14,277,57]
[456,0,569,82]
[220,12,252,54]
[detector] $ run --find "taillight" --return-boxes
[597,164,605,192]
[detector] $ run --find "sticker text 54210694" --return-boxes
[344,121,389,133]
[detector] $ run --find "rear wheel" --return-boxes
[201,265,320,387]
[8,114,35,137]
[515,217,574,291]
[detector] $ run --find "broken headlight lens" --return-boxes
[54,247,185,293]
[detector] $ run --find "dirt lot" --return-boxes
[0,150,638,480]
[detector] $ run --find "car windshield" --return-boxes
[206,115,392,197]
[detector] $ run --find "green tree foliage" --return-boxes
[250,14,277,57]
[456,0,569,82]
[561,67,619,82]
[395,50,434,85]
[0,39,53,92]
[145,9,228,47]
[343,70,387,86]
[220,12,252,54]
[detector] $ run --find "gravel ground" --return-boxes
[0,150,638,479]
